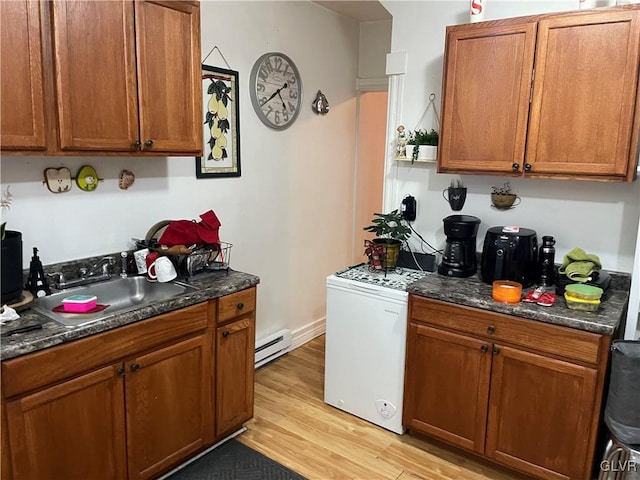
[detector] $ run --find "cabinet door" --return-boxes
[5,364,127,480]
[438,22,537,174]
[135,1,202,154]
[403,323,492,454]
[216,318,255,438]
[125,334,213,480]
[52,0,139,151]
[486,345,598,480]
[0,0,46,150]
[526,10,640,179]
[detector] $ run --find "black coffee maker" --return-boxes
[438,215,481,278]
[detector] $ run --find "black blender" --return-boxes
[438,215,481,278]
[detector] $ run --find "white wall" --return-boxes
[382,0,640,273]
[0,1,360,343]
[359,20,392,80]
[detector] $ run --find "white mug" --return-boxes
[148,257,177,283]
[133,248,149,274]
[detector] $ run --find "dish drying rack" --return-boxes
[174,241,233,279]
[134,238,233,278]
[206,241,232,271]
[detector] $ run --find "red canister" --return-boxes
[145,252,159,281]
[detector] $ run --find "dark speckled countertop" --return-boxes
[406,271,630,336]
[0,270,260,361]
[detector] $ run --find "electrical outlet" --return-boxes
[401,195,416,221]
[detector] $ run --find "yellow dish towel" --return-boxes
[558,247,602,282]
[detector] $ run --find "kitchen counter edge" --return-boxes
[0,270,260,361]
[406,273,628,336]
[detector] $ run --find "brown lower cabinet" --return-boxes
[215,287,257,438]
[1,287,257,480]
[403,296,611,480]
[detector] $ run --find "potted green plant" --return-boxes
[406,130,419,162]
[407,129,439,162]
[418,128,438,162]
[363,210,411,269]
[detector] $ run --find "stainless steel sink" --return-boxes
[32,276,198,328]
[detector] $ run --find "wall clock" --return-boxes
[249,52,302,130]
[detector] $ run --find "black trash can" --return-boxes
[604,340,640,446]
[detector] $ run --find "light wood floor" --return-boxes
[238,335,527,480]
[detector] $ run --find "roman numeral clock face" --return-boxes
[249,52,302,130]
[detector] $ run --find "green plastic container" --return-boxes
[565,284,603,301]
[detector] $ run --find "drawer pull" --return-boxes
[493,346,500,355]
[487,325,496,334]
[222,331,230,338]
[481,344,489,353]
[130,363,140,372]
[237,302,244,310]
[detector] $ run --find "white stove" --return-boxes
[324,263,428,434]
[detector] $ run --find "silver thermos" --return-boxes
[538,236,556,286]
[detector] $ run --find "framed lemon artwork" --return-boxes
[196,65,241,178]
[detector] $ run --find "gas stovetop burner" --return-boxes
[334,264,427,291]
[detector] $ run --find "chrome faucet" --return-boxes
[49,256,116,290]
[87,256,116,276]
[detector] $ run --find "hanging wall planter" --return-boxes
[397,94,440,163]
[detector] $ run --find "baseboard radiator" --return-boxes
[255,329,292,368]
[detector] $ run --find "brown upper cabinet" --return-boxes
[1,0,202,156]
[0,1,47,151]
[438,6,640,182]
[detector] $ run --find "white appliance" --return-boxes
[324,265,426,434]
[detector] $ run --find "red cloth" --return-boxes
[158,210,221,246]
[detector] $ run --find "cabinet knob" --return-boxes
[145,139,154,148]
[493,346,500,355]
[237,302,244,310]
[222,331,230,338]
[480,344,489,353]
[512,163,520,171]
[524,163,532,171]
[116,367,125,377]
[130,363,140,372]
[133,140,142,150]
[487,325,496,334]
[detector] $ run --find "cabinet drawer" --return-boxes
[410,296,604,365]
[2,303,208,398]
[217,288,256,325]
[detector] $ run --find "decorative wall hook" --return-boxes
[75,165,101,192]
[119,169,136,190]
[43,167,72,193]
[312,90,329,115]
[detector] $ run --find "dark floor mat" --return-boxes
[166,439,308,480]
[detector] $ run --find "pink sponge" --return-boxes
[62,295,97,313]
